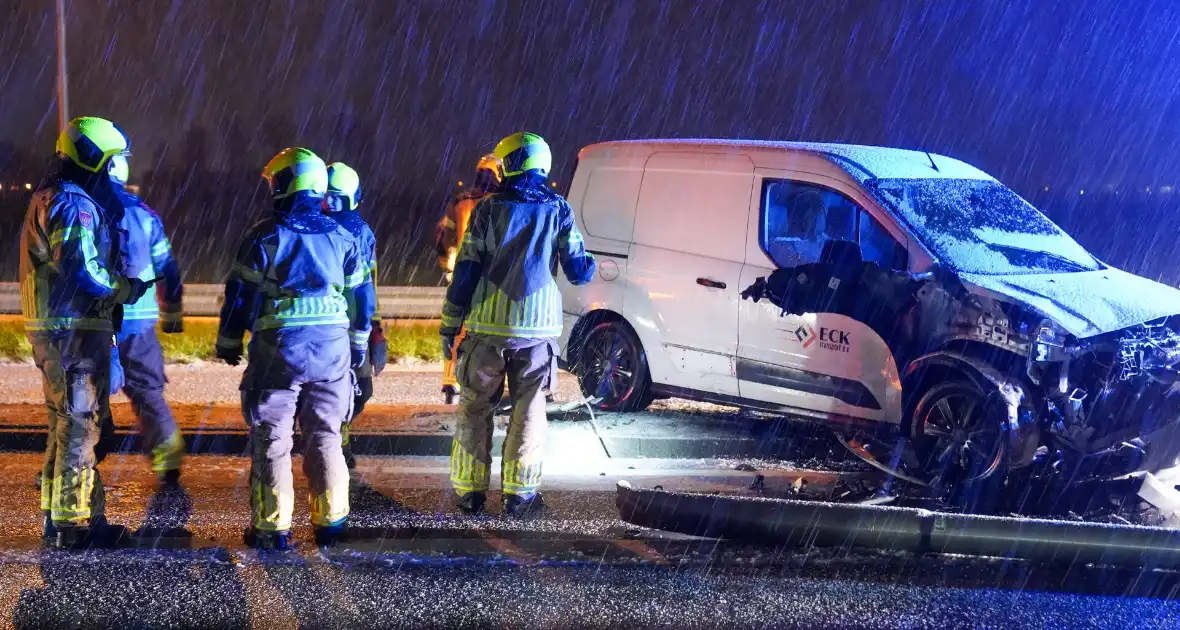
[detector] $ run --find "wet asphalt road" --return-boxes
[1,453,1179,629]
[0,365,1177,627]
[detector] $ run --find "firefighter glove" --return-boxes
[215,343,242,366]
[160,308,184,334]
[117,277,153,305]
[371,340,387,376]
[351,344,367,369]
[440,334,456,362]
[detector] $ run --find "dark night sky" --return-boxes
[2,0,1180,283]
[3,0,1180,190]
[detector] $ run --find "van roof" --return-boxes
[578,139,996,182]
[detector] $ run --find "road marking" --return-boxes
[613,539,668,565]
[474,530,538,563]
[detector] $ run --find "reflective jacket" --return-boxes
[435,190,489,274]
[332,209,385,338]
[20,180,129,333]
[216,197,376,354]
[441,181,596,339]
[117,189,183,333]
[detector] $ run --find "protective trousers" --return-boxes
[116,328,183,476]
[241,328,353,532]
[32,330,110,527]
[450,335,555,499]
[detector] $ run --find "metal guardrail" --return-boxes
[0,282,445,319]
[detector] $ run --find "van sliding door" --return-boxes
[627,152,753,397]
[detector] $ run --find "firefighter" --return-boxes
[216,148,375,549]
[435,154,502,404]
[21,116,152,548]
[322,161,386,469]
[108,154,185,484]
[441,132,596,515]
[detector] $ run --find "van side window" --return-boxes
[859,209,908,270]
[760,180,856,267]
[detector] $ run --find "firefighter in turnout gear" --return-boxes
[435,154,502,404]
[108,155,186,483]
[441,133,596,515]
[322,162,386,469]
[216,148,376,549]
[22,116,153,548]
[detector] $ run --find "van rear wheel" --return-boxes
[577,321,653,412]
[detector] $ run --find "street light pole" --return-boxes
[55,0,69,131]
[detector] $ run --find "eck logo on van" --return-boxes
[793,324,817,348]
[792,324,850,352]
[818,327,851,353]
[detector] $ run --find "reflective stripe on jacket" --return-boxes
[331,210,383,331]
[441,184,596,339]
[20,181,125,333]
[119,193,183,327]
[217,199,375,351]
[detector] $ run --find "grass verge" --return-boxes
[0,317,442,364]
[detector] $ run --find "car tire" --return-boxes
[909,379,1009,510]
[576,320,654,412]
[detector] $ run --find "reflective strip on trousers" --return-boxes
[50,467,100,523]
[251,474,293,532]
[450,440,490,494]
[501,459,543,497]
[309,487,349,527]
[151,430,184,473]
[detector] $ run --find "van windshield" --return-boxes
[866,178,1101,276]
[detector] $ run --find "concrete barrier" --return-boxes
[0,282,445,319]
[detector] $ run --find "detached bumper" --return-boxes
[616,481,1180,568]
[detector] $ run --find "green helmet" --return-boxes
[262,148,328,199]
[493,132,551,178]
[56,116,131,174]
[326,162,362,210]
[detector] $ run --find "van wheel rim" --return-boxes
[918,386,1005,484]
[583,330,637,404]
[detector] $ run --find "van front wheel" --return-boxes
[577,321,653,412]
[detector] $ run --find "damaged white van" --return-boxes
[557,139,1180,493]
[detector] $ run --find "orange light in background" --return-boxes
[24,183,32,190]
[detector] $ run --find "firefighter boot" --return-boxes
[244,528,293,551]
[503,492,545,517]
[455,491,486,514]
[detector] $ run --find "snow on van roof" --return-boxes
[579,139,996,182]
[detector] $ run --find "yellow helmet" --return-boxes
[492,132,551,178]
[326,162,362,210]
[108,154,130,185]
[262,147,327,199]
[56,116,131,174]
[475,153,503,183]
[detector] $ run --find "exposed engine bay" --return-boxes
[741,240,1180,520]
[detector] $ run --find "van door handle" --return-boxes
[696,277,727,290]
